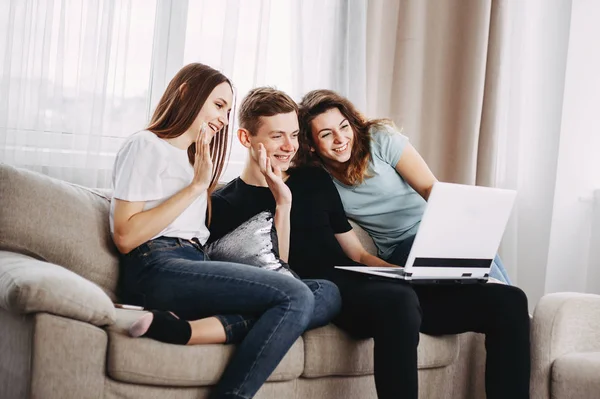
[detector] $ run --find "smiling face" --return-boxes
[309,107,354,166]
[190,81,233,140]
[243,111,299,172]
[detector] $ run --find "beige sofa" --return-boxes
[1,163,489,399]
[531,292,600,399]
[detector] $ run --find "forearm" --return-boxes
[114,185,204,253]
[273,204,291,262]
[359,252,396,267]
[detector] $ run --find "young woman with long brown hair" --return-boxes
[109,64,340,399]
[294,89,531,399]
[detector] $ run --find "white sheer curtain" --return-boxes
[498,0,600,306]
[0,0,356,186]
[290,0,367,111]
[0,0,157,188]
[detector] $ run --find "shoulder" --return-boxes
[368,122,404,143]
[119,131,167,157]
[212,177,247,202]
[367,121,409,163]
[114,131,170,174]
[213,177,240,196]
[128,130,163,146]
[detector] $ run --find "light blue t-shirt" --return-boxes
[332,124,427,259]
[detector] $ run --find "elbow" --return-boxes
[423,183,436,201]
[113,232,135,254]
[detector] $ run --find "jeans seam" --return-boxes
[308,280,323,297]
[217,316,252,344]
[149,262,296,300]
[225,320,251,330]
[214,315,234,344]
[234,294,292,395]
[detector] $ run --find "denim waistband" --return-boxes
[125,236,208,260]
[155,236,205,249]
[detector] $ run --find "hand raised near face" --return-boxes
[190,122,213,192]
[258,143,292,206]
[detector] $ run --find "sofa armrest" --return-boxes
[0,251,116,326]
[531,292,600,399]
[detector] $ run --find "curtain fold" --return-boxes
[365,0,600,308]
[366,0,496,185]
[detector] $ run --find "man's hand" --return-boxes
[258,143,292,206]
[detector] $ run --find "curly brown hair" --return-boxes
[295,89,390,186]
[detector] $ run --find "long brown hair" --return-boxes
[296,89,390,186]
[147,63,232,224]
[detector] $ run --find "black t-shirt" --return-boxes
[210,167,357,278]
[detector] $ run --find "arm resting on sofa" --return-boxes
[531,292,600,399]
[0,251,116,326]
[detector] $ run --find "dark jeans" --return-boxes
[119,237,341,399]
[330,270,531,399]
[212,278,341,344]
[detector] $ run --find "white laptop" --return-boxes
[335,182,516,283]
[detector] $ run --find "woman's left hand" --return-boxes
[258,143,292,207]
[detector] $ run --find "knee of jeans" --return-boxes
[286,282,315,320]
[319,280,342,316]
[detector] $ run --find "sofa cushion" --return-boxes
[0,251,116,326]
[349,220,377,255]
[552,352,600,399]
[301,324,458,377]
[0,164,119,300]
[106,309,305,387]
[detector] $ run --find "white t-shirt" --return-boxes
[109,130,210,244]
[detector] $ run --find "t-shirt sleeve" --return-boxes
[317,170,352,234]
[112,135,168,202]
[371,124,409,167]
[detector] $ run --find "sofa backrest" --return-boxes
[0,164,379,302]
[0,164,120,300]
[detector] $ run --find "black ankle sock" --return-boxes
[143,310,192,345]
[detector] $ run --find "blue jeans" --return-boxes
[213,278,342,344]
[119,237,341,399]
[385,235,512,285]
[490,254,512,285]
